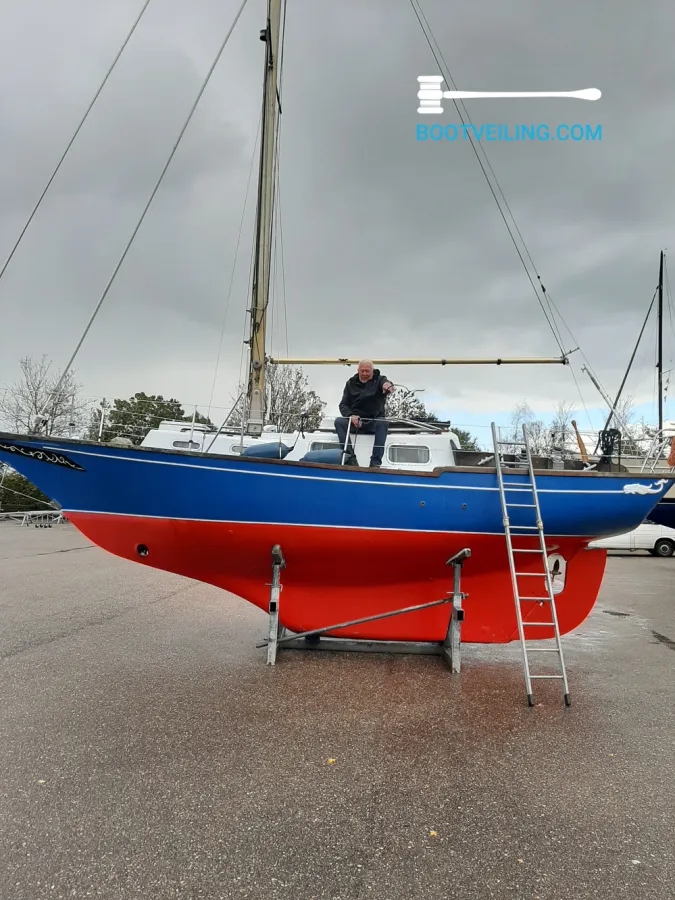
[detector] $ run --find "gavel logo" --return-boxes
[417,76,601,115]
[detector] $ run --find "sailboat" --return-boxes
[1,0,673,648]
[569,251,675,526]
[634,251,675,526]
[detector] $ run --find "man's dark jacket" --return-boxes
[339,369,390,419]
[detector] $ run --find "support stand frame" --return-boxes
[260,546,471,673]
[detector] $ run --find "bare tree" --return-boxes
[502,401,551,455]
[610,394,636,432]
[598,393,644,457]
[549,400,576,451]
[228,364,326,432]
[0,355,89,436]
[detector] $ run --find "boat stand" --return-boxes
[259,545,471,672]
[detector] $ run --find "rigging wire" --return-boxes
[408,0,630,428]
[277,179,290,357]
[411,2,564,331]
[408,0,566,356]
[596,288,658,440]
[544,289,632,403]
[0,0,154,291]
[206,111,262,419]
[266,0,288,359]
[237,175,262,399]
[268,180,289,362]
[268,110,287,358]
[665,257,675,355]
[44,0,251,419]
[270,177,279,357]
[563,359,596,432]
[276,0,290,358]
[665,256,674,411]
[278,0,288,106]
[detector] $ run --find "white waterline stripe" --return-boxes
[43,446,668,496]
[62,508,596,538]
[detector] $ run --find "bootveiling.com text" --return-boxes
[416,123,603,142]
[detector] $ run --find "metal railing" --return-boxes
[0,510,66,526]
[21,511,65,527]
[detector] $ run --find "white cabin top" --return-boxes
[140,417,464,472]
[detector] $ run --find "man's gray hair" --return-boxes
[358,358,374,368]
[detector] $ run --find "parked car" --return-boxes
[588,521,675,557]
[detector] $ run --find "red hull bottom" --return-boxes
[67,514,607,644]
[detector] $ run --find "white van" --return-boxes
[588,521,675,557]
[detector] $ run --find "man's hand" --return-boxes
[350,415,361,429]
[382,381,394,393]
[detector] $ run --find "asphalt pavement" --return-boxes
[1,521,673,900]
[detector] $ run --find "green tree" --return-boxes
[191,411,215,427]
[0,466,56,513]
[385,390,436,421]
[94,393,185,445]
[86,394,216,444]
[452,427,481,451]
[385,389,480,449]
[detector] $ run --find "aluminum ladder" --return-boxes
[491,422,571,707]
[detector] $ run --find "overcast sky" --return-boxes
[1,0,674,442]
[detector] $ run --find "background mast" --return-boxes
[658,250,664,434]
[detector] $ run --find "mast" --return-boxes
[245,0,283,436]
[658,249,664,434]
[595,288,657,449]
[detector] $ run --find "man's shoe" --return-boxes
[344,454,359,466]
[369,459,382,468]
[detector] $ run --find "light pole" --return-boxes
[98,399,108,441]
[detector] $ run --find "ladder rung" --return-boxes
[525,648,560,652]
[510,525,539,530]
[520,596,550,601]
[530,675,564,680]
[522,622,555,627]
[504,484,532,489]
[515,572,547,577]
[497,440,527,446]
[512,549,541,553]
[507,503,537,508]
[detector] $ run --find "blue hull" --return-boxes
[646,499,675,529]
[3,432,672,644]
[0,434,672,538]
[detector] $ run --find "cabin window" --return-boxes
[388,445,430,464]
[229,444,244,454]
[172,440,200,450]
[310,441,339,451]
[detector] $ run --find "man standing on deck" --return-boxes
[335,359,394,467]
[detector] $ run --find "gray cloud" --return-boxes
[1,0,674,434]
